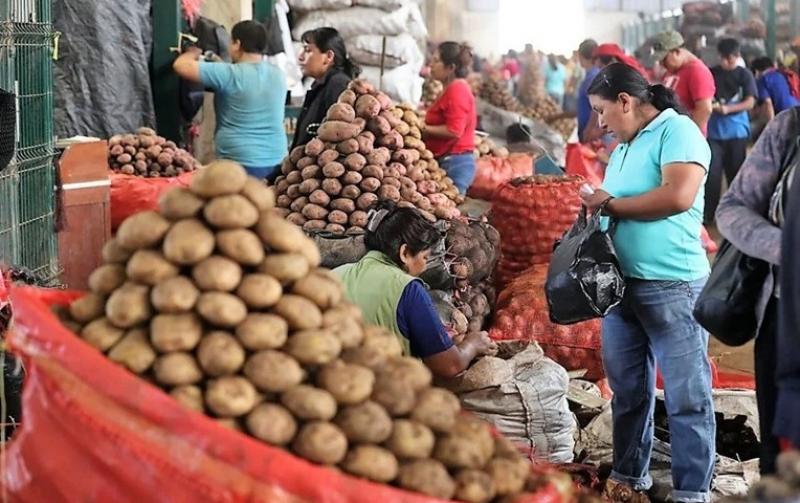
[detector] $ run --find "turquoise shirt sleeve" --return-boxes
[199,62,235,93]
[659,117,711,172]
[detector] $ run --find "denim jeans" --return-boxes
[243,164,280,181]
[602,278,716,503]
[438,152,476,194]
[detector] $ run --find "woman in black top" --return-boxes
[291,27,361,149]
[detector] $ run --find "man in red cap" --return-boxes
[593,43,649,78]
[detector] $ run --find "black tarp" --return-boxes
[53,0,155,138]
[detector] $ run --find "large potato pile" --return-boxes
[517,54,545,108]
[58,161,534,502]
[474,135,509,158]
[273,79,461,236]
[108,127,200,178]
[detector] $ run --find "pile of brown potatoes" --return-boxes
[273,80,461,236]
[57,160,535,502]
[422,77,444,107]
[108,127,200,177]
[474,135,509,158]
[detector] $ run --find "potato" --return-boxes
[255,212,321,267]
[342,153,366,172]
[157,189,201,222]
[216,229,265,266]
[382,357,432,391]
[197,331,245,376]
[321,178,343,196]
[293,421,348,465]
[302,203,329,220]
[296,156,316,170]
[299,178,322,195]
[277,194,292,209]
[362,328,404,359]
[360,165,383,181]
[289,146,306,164]
[316,360,374,405]
[241,178,276,211]
[190,160,248,197]
[281,384,337,420]
[327,210,349,226]
[235,274,282,311]
[301,164,322,180]
[205,376,258,417]
[101,238,132,264]
[323,320,364,352]
[322,162,346,178]
[336,138,360,155]
[244,350,304,392]
[192,255,242,292]
[126,250,179,286]
[258,253,310,284]
[371,373,416,416]
[286,171,303,184]
[356,133,374,155]
[339,185,361,201]
[304,137,325,156]
[88,263,126,295]
[170,385,204,412]
[338,89,357,106]
[162,219,215,265]
[411,388,460,432]
[318,121,361,142]
[342,445,399,483]
[486,457,528,496]
[204,194,259,229]
[150,313,202,352]
[105,327,155,373]
[455,470,497,503]
[359,177,381,193]
[355,94,381,119]
[398,459,456,499]
[317,149,339,167]
[292,272,342,309]
[308,189,330,207]
[355,194,378,212]
[285,328,342,366]
[154,352,203,386]
[285,184,302,199]
[81,317,125,351]
[273,294,322,330]
[237,315,288,354]
[273,207,291,218]
[286,212,307,226]
[150,276,199,313]
[340,172,362,187]
[387,419,435,459]
[246,403,298,446]
[366,148,391,165]
[106,283,151,328]
[68,292,105,324]
[334,400,392,444]
[350,79,375,94]
[196,292,248,327]
[325,223,346,234]
[303,219,327,232]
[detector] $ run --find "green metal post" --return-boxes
[766,0,777,59]
[151,0,183,142]
[254,0,275,21]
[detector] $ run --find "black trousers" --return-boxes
[706,138,749,224]
[755,299,779,474]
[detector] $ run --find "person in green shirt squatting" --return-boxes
[173,20,287,180]
[335,201,496,378]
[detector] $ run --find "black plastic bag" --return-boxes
[692,240,769,346]
[545,207,625,325]
[419,222,452,290]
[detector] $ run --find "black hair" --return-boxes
[751,56,774,73]
[438,41,473,79]
[717,38,740,58]
[364,201,441,267]
[505,123,532,144]
[596,55,616,66]
[548,54,558,71]
[578,39,598,60]
[301,27,362,78]
[231,20,268,54]
[587,62,682,112]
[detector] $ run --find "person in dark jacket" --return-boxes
[291,27,360,149]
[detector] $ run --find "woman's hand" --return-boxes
[580,188,613,212]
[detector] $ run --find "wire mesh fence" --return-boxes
[0,0,51,23]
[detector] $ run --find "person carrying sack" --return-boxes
[580,63,715,503]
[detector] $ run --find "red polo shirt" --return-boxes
[663,57,716,136]
[425,79,476,157]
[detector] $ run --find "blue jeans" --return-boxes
[438,153,476,194]
[602,278,715,503]
[243,164,280,181]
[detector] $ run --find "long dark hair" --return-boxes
[364,201,441,267]
[438,41,473,79]
[301,27,361,78]
[587,62,682,112]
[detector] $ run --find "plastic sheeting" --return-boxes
[53,0,155,138]
[110,172,195,231]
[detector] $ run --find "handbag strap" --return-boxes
[768,134,800,227]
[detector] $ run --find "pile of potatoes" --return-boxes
[57,160,535,502]
[474,135,509,159]
[108,127,200,178]
[422,77,444,108]
[273,79,461,236]
[479,78,520,113]
[516,54,546,109]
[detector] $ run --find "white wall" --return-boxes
[582,10,639,46]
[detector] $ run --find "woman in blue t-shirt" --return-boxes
[173,20,287,180]
[580,63,715,503]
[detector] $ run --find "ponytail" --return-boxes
[301,27,361,78]
[647,84,681,112]
[438,41,473,79]
[588,62,684,113]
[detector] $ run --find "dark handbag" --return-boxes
[545,206,625,325]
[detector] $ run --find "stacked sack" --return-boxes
[273,79,461,236]
[108,127,200,177]
[492,176,582,288]
[57,160,542,502]
[489,265,603,381]
[289,0,426,105]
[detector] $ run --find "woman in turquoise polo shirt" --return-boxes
[580,63,715,503]
[335,201,496,378]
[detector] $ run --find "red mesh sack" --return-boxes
[467,153,534,201]
[564,143,604,189]
[491,176,583,288]
[489,265,604,380]
[110,171,195,231]
[3,286,570,503]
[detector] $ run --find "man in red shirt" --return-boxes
[652,31,715,136]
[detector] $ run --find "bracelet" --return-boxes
[599,196,615,216]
